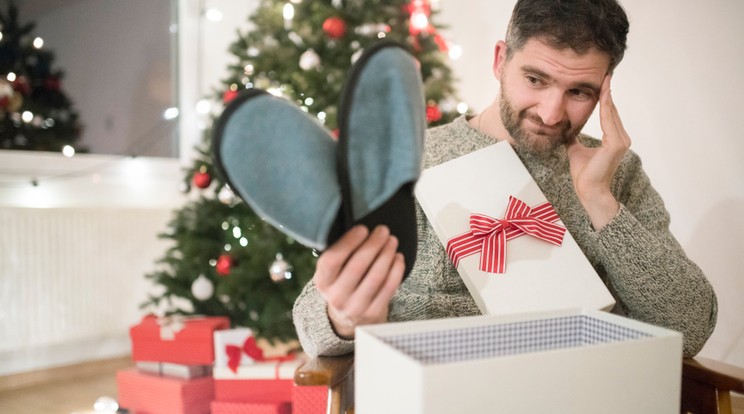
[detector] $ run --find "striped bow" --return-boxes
[446,196,566,274]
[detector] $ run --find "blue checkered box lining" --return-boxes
[380,315,651,365]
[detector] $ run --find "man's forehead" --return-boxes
[509,38,610,79]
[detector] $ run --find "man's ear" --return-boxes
[493,40,508,82]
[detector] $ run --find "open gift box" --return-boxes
[414,141,615,314]
[355,309,682,414]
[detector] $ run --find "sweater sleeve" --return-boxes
[593,153,717,357]
[292,279,355,357]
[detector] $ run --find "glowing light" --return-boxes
[232,227,242,238]
[448,44,463,60]
[283,3,295,20]
[411,12,429,31]
[196,99,211,115]
[224,244,232,251]
[22,111,33,123]
[239,237,248,247]
[7,72,16,82]
[457,102,469,114]
[304,97,314,106]
[268,87,282,96]
[205,8,223,21]
[163,107,179,120]
[62,145,75,157]
[0,33,3,41]
[377,32,387,39]
[317,111,327,121]
[244,64,255,75]
[33,37,44,49]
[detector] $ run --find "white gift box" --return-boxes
[414,141,615,315]
[356,309,682,414]
[213,327,257,368]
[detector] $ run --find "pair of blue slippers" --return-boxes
[213,41,425,277]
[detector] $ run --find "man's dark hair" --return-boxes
[505,0,630,70]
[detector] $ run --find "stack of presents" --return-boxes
[116,315,326,414]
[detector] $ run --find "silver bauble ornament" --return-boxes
[299,49,321,71]
[218,185,237,205]
[191,274,214,300]
[269,253,293,283]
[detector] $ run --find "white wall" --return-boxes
[438,0,744,365]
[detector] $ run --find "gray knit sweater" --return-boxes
[292,115,717,358]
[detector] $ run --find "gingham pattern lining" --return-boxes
[380,315,650,364]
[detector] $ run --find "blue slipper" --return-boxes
[213,89,344,250]
[337,41,425,275]
[213,41,424,276]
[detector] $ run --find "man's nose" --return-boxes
[536,90,566,126]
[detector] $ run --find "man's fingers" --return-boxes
[344,235,400,316]
[321,225,391,308]
[365,253,405,319]
[314,225,368,291]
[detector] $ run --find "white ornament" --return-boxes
[93,396,119,412]
[269,253,293,283]
[218,185,237,205]
[299,49,321,71]
[191,274,214,301]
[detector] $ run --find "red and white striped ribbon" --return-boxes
[445,196,566,274]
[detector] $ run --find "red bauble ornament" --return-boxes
[45,77,62,92]
[322,16,347,39]
[426,103,442,123]
[12,76,31,95]
[216,254,234,276]
[193,170,212,189]
[223,89,239,104]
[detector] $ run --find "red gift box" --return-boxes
[116,368,214,414]
[213,359,302,404]
[291,385,327,414]
[130,315,230,365]
[211,400,291,414]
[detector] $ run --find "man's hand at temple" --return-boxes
[566,74,631,230]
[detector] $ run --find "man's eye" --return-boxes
[526,76,542,86]
[569,89,592,100]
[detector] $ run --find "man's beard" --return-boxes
[499,85,585,154]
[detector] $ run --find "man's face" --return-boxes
[495,38,611,153]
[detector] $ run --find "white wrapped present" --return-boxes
[414,141,615,315]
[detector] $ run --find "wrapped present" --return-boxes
[213,358,303,404]
[214,328,260,372]
[211,400,291,414]
[291,385,327,414]
[414,141,615,315]
[136,361,212,379]
[116,368,214,414]
[130,315,230,365]
[356,309,683,414]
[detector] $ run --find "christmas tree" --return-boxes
[143,0,462,344]
[0,2,84,152]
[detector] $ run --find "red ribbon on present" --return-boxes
[225,336,296,375]
[446,196,566,274]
